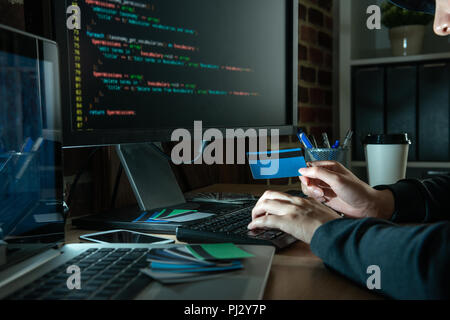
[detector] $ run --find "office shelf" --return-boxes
[351,52,450,66]
[339,0,450,168]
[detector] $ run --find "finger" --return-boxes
[308,160,340,167]
[307,177,332,190]
[319,186,337,199]
[300,179,312,196]
[306,177,337,196]
[314,196,328,203]
[252,199,300,219]
[300,178,325,199]
[300,174,328,190]
[252,199,295,219]
[305,185,325,198]
[298,166,344,190]
[299,175,310,186]
[248,214,284,231]
[256,190,306,209]
[309,161,352,177]
[258,190,295,203]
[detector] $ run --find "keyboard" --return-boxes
[176,206,298,249]
[8,248,152,300]
[177,190,307,249]
[192,200,253,214]
[185,192,257,204]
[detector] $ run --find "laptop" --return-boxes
[0,24,274,300]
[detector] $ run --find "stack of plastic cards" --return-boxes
[140,243,254,284]
[133,209,214,223]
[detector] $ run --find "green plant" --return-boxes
[381,1,434,28]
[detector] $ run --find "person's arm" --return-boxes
[310,217,450,299]
[249,190,450,299]
[376,175,450,223]
[298,162,450,223]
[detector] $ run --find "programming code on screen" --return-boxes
[68,0,288,131]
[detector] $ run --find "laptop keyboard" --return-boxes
[8,248,152,300]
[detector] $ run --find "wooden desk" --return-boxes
[67,184,381,300]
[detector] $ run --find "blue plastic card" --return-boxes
[247,148,307,180]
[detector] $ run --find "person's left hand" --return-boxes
[247,191,342,244]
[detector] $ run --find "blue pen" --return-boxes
[297,130,314,149]
[296,129,306,148]
[331,140,340,149]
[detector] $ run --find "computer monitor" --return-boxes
[0,24,64,263]
[54,0,297,146]
[53,0,298,211]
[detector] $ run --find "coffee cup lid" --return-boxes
[363,133,411,145]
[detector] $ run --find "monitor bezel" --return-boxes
[54,0,298,148]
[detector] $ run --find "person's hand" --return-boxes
[299,161,394,220]
[247,191,342,244]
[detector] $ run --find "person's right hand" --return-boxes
[299,161,395,220]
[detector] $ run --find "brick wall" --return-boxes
[298,0,334,140]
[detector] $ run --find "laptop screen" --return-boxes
[0,25,64,249]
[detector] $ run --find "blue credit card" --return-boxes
[247,148,307,180]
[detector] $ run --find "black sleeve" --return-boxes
[310,218,450,299]
[375,175,450,223]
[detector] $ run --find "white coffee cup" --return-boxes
[364,134,411,187]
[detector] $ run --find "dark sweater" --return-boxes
[310,176,450,299]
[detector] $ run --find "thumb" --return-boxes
[299,175,310,186]
[299,166,343,190]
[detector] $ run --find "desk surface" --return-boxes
[67,183,381,300]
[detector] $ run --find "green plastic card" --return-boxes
[187,243,254,260]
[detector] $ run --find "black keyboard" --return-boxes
[185,192,257,204]
[176,206,297,249]
[192,201,253,215]
[8,248,152,300]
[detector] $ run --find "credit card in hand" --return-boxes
[247,148,307,180]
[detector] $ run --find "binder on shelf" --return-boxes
[352,67,385,161]
[418,63,450,161]
[386,65,417,161]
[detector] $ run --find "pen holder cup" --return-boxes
[304,148,350,168]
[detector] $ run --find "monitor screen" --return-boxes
[0,25,64,250]
[55,0,297,146]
